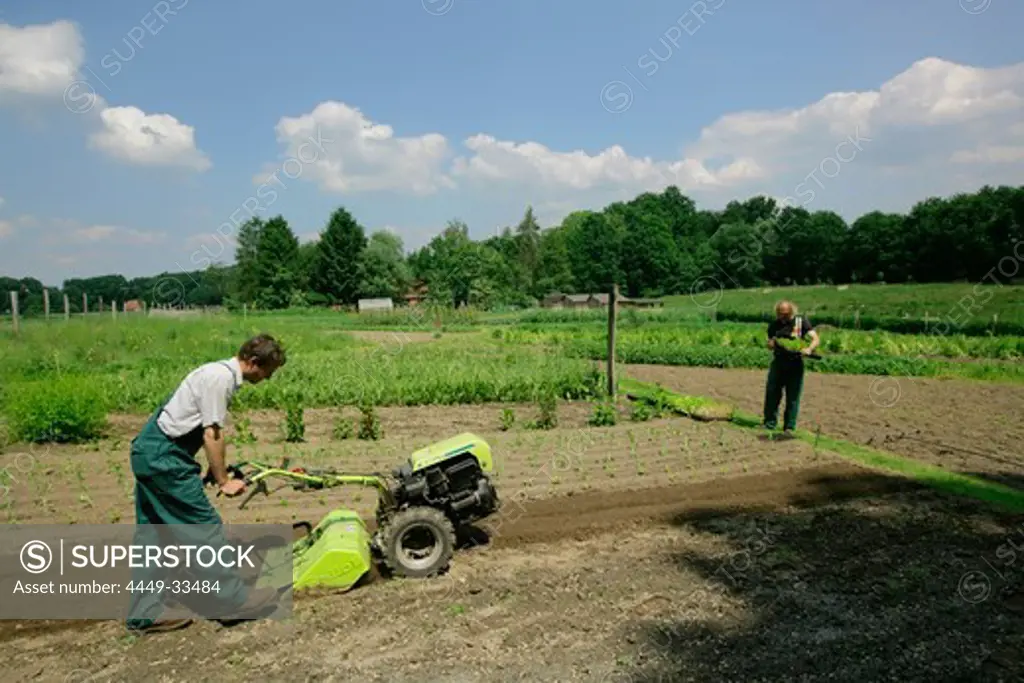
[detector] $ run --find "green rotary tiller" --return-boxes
[212,432,500,592]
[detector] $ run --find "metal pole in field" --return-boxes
[64,294,70,320]
[607,283,618,397]
[10,291,19,335]
[43,288,50,319]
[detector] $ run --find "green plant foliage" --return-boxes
[357,402,382,441]
[4,378,108,443]
[499,408,516,431]
[588,401,618,427]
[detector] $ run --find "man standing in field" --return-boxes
[763,300,819,437]
[126,334,287,634]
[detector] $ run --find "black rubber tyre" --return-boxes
[378,506,456,579]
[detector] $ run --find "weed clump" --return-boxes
[4,378,108,443]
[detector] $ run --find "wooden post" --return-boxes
[43,288,50,319]
[64,294,70,320]
[10,291,19,335]
[112,301,117,320]
[607,283,618,397]
[82,292,88,316]
[98,296,103,313]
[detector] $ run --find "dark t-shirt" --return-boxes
[767,316,814,360]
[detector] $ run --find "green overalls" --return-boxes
[125,391,250,628]
[763,317,806,431]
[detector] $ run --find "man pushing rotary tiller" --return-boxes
[128,333,499,635]
[204,432,500,590]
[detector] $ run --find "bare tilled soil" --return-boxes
[625,364,1024,485]
[0,406,836,527]
[2,478,1022,682]
[2,377,1024,681]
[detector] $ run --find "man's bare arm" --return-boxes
[203,425,228,486]
[805,330,820,353]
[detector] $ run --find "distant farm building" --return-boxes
[358,298,394,313]
[618,297,664,309]
[541,293,596,309]
[404,283,428,307]
[541,292,664,310]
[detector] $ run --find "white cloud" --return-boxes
[0,20,83,99]
[685,57,1024,178]
[75,224,165,244]
[0,20,209,172]
[29,220,168,246]
[261,101,453,195]
[73,225,117,241]
[88,106,211,171]
[269,56,1024,222]
[951,145,1024,164]
[450,135,761,192]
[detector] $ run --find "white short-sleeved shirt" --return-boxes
[156,357,243,438]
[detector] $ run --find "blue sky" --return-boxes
[1,0,1022,285]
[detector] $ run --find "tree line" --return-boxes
[3,184,1022,315]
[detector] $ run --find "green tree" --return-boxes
[535,225,576,295]
[515,206,541,296]
[360,230,411,299]
[709,221,764,288]
[565,210,623,292]
[233,217,264,305]
[255,215,301,309]
[310,207,367,304]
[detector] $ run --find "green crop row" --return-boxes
[0,317,605,443]
[552,335,1024,382]
[497,323,1024,361]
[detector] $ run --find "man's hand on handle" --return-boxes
[219,479,247,497]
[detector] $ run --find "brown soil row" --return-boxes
[5,467,1019,683]
[0,413,838,527]
[0,461,903,647]
[624,364,1024,486]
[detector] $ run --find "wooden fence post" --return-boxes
[82,292,88,316]
[43,288,50,320]
[112,301,117,321]
[607,283,618,397]
[64,294,70,320]
[10,291,19,335]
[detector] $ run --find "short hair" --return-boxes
[238,334,286,368]
[775,300,797,316]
